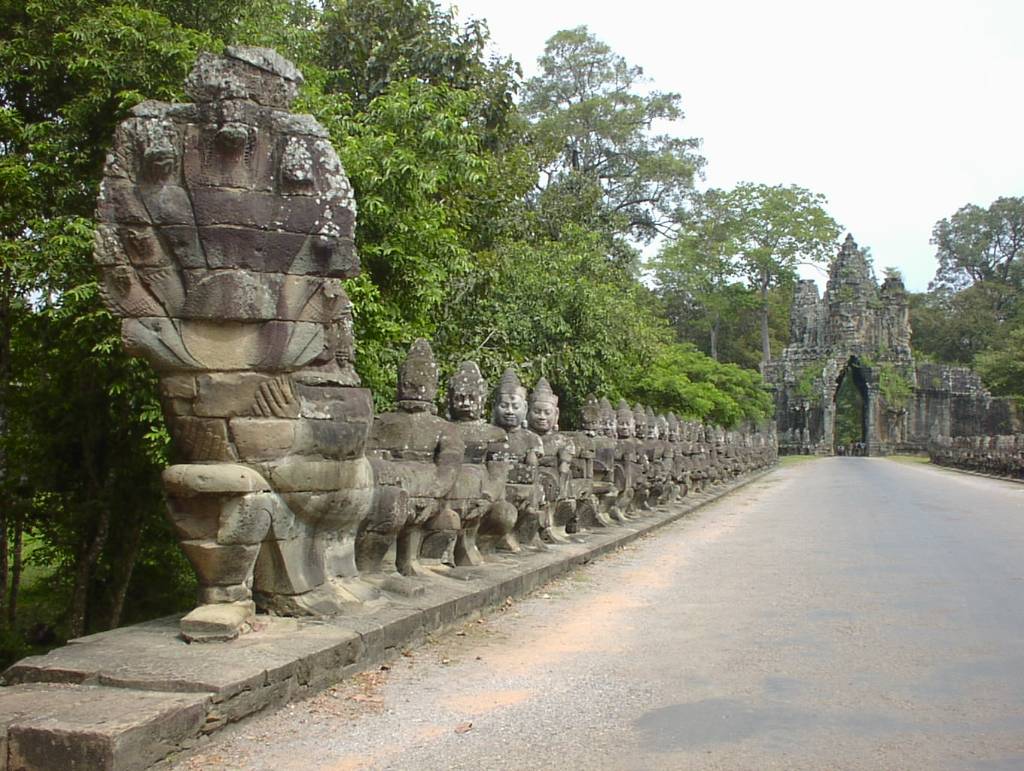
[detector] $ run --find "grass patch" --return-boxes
[779,454,822,466]
[886,454,931,465]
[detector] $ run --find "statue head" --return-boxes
[633,404,649,438]
[599,397,617,437]
[447,361,487,422]
[666,413,681,442]
[527,377,559,435]
[644,406,658,439]
[655,413,669,441]
[580,394,602,435]
[397,338,438,413]
[616,400,635,438]
[493,368,528,430]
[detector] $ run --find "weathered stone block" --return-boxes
[158,224,207,269]
[199,226,307,273]
[163,464,271,497]
[229,417,298,461]
[170,416,237,462]
[96,179,151,225]
[216,492,279,545]
[180,540,260,585]
[0,684,208,771]
[160,374,197,400]
[185,46,303,109]
[194,372,273,418]
[182,270,278,321]
[166,496,221,541]
[270,456,373,493]
[289,234,358,279]
[282,276,339,322]
[180,601,255,643]
[306,420,370,459]
[190,188,327,233]
[97,265,166,318]
[138,184,193,226]
[177,320,325,371]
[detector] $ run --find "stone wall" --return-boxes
[929,434,1024,479]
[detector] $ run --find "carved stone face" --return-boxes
[601,413,617,438]
[447,361,487,422]
[528,399,558,434]
[580,396,602,435]
[449,385,485,422]
[494,392,527,430]
[616,416,635,439]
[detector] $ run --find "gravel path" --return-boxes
[170,458,1024,770]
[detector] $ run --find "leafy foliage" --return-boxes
[914,196,1024,400]
[522,26,703,261]
[877,363,913,409]
[653,184,838,367]
[833,374,864,447]
[931,196,1024,294]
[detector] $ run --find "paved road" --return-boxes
[176,458,1024,770]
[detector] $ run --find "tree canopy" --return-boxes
[913,196,1024,396]
[522,26,703,262]
[652,184,840,369]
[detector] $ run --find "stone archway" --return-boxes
[833,357,869,455]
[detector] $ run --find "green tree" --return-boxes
[651,189,754,360]
[320,0,519,136]
[909,287,1010,365]
[0,0,225,641]
[976,326,1024,397]
[522,26,703,262]
[719,183,840,367]
[931,196,1024,297]
[626,343,773,426]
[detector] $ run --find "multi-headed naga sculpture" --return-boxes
[94,46,777,642]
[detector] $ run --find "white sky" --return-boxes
[448,0,1024,292]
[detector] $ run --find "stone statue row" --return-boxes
[928,434,1024,479]
[89,46,775,641]
[164,334,775,641]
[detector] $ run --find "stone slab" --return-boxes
[0,470,769,769]
[0,683,208,771]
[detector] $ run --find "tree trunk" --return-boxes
[0,268,11,626]
[0,510,7,627]
[709,316,720,362]
[68,509,109,639]
[106,516,143,629]
[760,281,771,367]
[8,518,22,626]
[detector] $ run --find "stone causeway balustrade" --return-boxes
[928,434,1024,480]
[0,48,777,769]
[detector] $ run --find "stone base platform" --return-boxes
[0,470,770,769]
